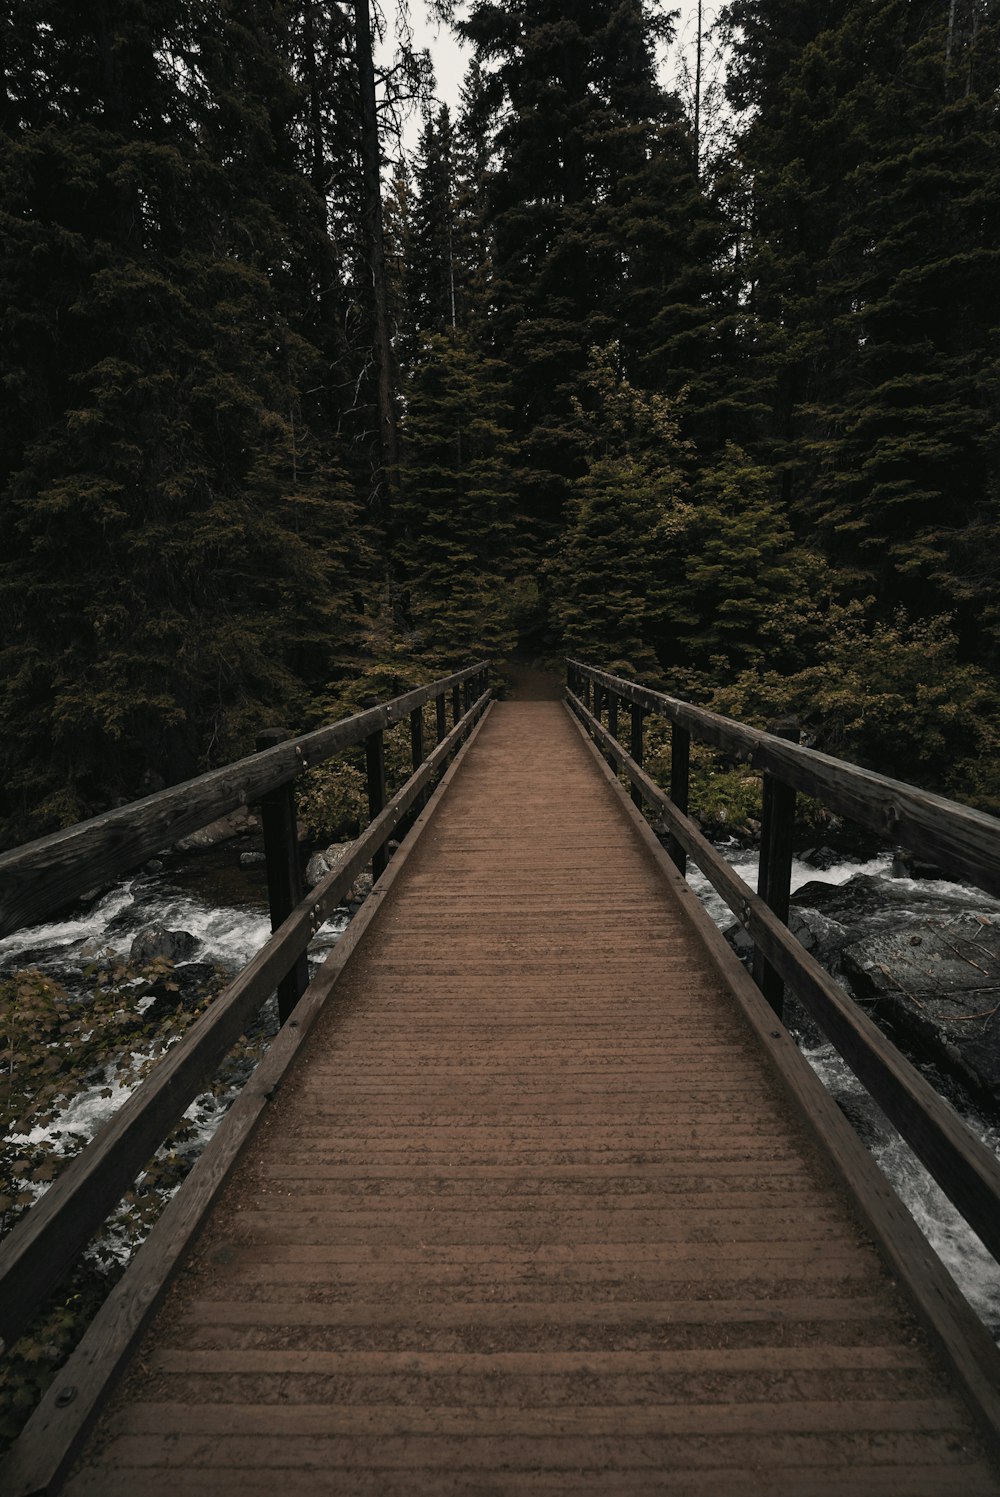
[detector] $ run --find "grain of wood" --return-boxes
[64,691,1000,1495]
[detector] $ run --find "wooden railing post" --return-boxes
[436,691,447,744]
[668,725,691,874]
[362,696,387,881]
[410,705,425,812]
[630,702,644,808]
[752,719,799,1017]
[255,728,309,1024]
[607,690,618,742]
[452,682,462,726]
[593,682,602,728]
[583,674,591,711]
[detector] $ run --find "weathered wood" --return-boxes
[669,725,691,876]
[452,684,462,727]
[629,704,644,810]
[569,660,1000,899]
[751,720,799,1017]
[607,692,618,743]
[0,663,489,939]
[567,688,1000,1270]
[255,729,309,1025]
[436,693,447,744]
[0,705,497,1497]
[0,691,493,1359]
[565,701,1000,1459]
[410,707,425,814]
[364,700,388,882]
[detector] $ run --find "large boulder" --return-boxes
[842,913,1000,1106]
[306,842,371,906]
[130,923,199,966]
[175,807,260,851]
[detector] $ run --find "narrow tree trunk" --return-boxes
[354,0,399,524]
[693,0,703,178]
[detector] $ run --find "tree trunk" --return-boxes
[354,0,399,526]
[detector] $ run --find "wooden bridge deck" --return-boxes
[64,692,1000,1495]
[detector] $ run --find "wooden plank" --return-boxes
[569,660,1000,897]
[0,692,492,1360]
[0,703,495,1497]
[57,1466,1000,1497]
[0,662,488,937]
[81,1398,974,1437]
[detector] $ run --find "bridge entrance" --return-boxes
[53,695,1000,1495]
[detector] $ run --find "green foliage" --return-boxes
[552,345,691,676]
[713,608,1000,811]
[658,443,830,676]
[296,649,454,844]
[398,330,520,665]
[0,2,368,846]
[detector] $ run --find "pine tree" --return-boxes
[457,0,681,541]
[552,346,691,676]
[397,330,519,664]
[0,1,364,840]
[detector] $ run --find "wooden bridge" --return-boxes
[2,662,1000,1494]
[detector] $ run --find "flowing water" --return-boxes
[0,868,346,1232]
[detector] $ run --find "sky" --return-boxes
[395,1,720,136]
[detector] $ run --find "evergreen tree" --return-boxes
[457,0,683,541]
[0,1,364,839]
[724,0,1000,655]
[397,329,519,664]
[552,346,691,676]
[409,104,461,336]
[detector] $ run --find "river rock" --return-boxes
[306,842,355,889]
[725,906,851,972]
[842,913,1000,1104]
[890,850,946,881]
[175,807,261,851]
[305,841,370,905]
[799,846,843,871]
[239,851,266,868]
[130,923,199,965]
[791,872,1000,931]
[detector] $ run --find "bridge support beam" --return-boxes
[630,703,644,809]
[752,719,800,1017]
[256,728,309,1025]
[363,699,387,881]
[667,726,690,875]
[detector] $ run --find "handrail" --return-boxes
[0,662,490,939]
[0,668,492,1355]
[565,661,1000,1277]
[567,659,1000,899]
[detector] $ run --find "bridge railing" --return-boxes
[566,658,1000,1277]
[0,662,492,1357]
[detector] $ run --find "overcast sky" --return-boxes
[395,1,721,134]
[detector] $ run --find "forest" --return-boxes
[3,0,1000,847]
